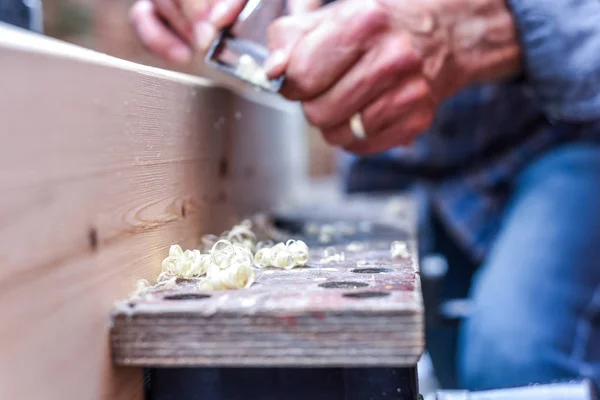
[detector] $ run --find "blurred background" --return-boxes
[41,0,337,179]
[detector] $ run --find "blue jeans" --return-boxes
[347,143,600,391]
[456,143,600,390]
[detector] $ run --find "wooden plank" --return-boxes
[0,23,308,400]
[110,195,424,367]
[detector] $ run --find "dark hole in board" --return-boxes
[181,204,186,217]
[164,293,212,301]
[351,267,393,274]
[175,278,199,285]
[343,291,391,299]
[88,227,98,251]
[319,281,369,289]
[219,157,229,178]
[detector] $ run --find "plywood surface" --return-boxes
[0,23,307,400]
[111,195,424,367]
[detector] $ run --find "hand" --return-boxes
[129,0,321,65]
[263,0,521,154]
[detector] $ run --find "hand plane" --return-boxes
[205,0,285,93]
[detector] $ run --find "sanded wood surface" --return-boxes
[0,23,307,400]
[111,195,424,367]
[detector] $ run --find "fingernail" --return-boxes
[209,2,230,25]
[168,46,192,64]
[194,22,217,52]
[263,50,287,77]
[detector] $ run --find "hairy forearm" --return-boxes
[380,0,522,98]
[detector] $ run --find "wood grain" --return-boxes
[110,196,424,368]
[0,23,308,400]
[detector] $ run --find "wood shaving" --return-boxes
[254,240,309,269]
[390,241,410,259]
[158,245,208,282]
[235,55,271,90]
[320,247,345,263]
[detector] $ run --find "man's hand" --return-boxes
[263,0,522,154]
[129,0,320,65]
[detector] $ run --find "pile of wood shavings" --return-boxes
[131,218,310,296]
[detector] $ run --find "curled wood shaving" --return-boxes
[320,246,345,263]
[390,241,410,259]
[254,240,310,269]
[158,245,208,282]
[236,54,271,89]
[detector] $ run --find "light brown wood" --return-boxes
[110,195,424,367]
[0,23,308,400]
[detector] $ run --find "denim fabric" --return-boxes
[414,144,600,390]
[456,143,600,390]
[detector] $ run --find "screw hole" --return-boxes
[351,267,393,274]
[343,291,390,299]
[164,293,211,301]
[88,227,98,251]
[219,158,229,178]
[319,281,369,289]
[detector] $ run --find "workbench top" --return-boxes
[110,194,423,368]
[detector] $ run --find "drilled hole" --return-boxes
[351,267,393,274]
[88,227,98,251]
[343,291,391,299]
[219,157,229,178]
[319,281,369,289]
[164,293,211,301]
[181,205,186,217]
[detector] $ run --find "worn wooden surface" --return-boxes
[0,23,308,400]
[111,195,424,367]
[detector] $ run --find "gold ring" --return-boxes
[349,113,366,141]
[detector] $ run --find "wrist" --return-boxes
[445,0,522,85]
[388,0,523,98]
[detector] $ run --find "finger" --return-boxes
[273,0,390,100]
[263,13,322,79]
[190,0,247,52]
[343,102,434,155]
[130,0,193,64]
[208,0,247,27]
[301,35,421,129]
[320,77,434,148]
[153,0,193,42]
[287,0,322,14]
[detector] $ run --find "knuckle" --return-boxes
[302,102,329,127]
[287,66,320,98]
[390,36,421,67]
[129,0,149,23]
[394,80,430,108]
[268,17,293,40]
[361,0,389,30]
[379,49,414,77]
